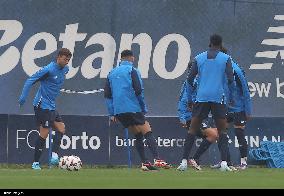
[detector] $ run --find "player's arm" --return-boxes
[187,60,198,88]
[131,68,148,114]
[18,66,50,106]
[104,76,114,117]
[238,69,252,118]
[178,82,192,126]
[225,57,235,104]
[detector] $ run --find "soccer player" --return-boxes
[18,48,72,170]
[216,47,252,169]
[186,34,235,171]
[177,79,218,171]
[104,49,171,171]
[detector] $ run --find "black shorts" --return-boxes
[34,106,62,128]
[186,120,209,138]
[116,112,146,128]
[192,102,227,120]
[227,111,247,126]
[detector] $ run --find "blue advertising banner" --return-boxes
[0,0,284,117]
[7,115,109,164]
[4,115,284,165]
[0,114,8,163]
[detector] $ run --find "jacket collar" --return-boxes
[119,60,133,66]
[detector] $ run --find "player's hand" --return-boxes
[181,123,187,128]
[180,120,187,128]
[110,116,118,123]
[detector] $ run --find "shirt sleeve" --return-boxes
[104,76,114,116]
[131,68,142,96]
[187,60,198,87]
[19,66,50,103]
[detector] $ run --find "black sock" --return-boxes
[182,132,196,160]
[34,136,46,162]
[193,138,212,161]
[227,147,232,166]
[235,128,248,158]
[218,132,229,162]
[52,131,63,154]
[135,133,147,163]
[144,132,159,160]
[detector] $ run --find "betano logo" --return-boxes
[0,20,190,80]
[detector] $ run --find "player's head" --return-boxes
[121,49,135,63]
[57,48,72,67]
[209,34,222,48]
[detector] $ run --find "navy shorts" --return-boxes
[192,102,227,120]
[186,120,209,138]
[116,112,146,128]
[34,106,62,128]
[227,111,247,126]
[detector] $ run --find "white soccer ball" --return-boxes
[66,155,82,171]
[59,156,69,169]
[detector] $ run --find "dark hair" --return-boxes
[220,46,228,54]
[121,50,133,58]
[57,48,72,58]
[210,34,222,47]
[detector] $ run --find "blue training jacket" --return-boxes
[177,80,197,124]
[19,61,69,110]
[104,60,147,116]
[195,51,232,104]
[229,61,252,115]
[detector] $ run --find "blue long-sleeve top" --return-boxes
[229,61,252,115]
[104,60,147,116]
[19,61,69,110]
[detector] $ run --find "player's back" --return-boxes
[108,61,142,114]
[195,51,230,104]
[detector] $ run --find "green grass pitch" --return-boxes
[0,166,283,189]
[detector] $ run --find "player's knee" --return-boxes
[206,130,218,142]
[58,123,66,134]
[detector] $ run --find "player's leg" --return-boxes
[177,103,209,171]
[190,127,218,170]
[135,119,171,169]
[32,106,52,170]
[50,111,65,165]
[127,125,148,165]
[233,112,248,169]
[116,113,157,171]
[212,103,232,171]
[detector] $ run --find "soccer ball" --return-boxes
[66,155,82,171]
[59,155,82,171]
[59,156,69,169]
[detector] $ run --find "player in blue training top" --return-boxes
[211,47,252,170]
[186,34,235,171]
[19,48,71,170]
[177,79,219,171]
[104,50,171,171]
